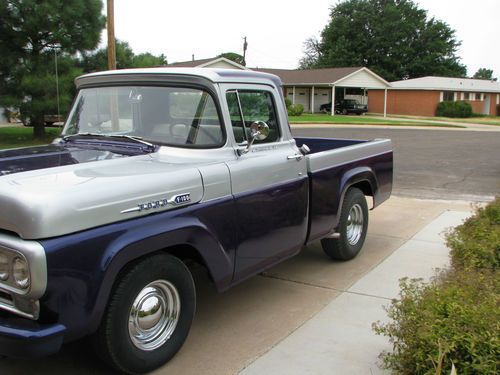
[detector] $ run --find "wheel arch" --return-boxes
[86,224,234,336]
[338,166,378,212]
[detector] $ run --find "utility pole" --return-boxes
[54,49,60,119]
[243,36,248,65]
[107,0,116,70]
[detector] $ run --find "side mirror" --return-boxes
[238,121,269,156]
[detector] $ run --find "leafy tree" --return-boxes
[80,40,167,72]
[303,0,466,81]
[218,52,246,66]
[0,0,105,138]
[133,52,167,68]
[472,68,496,81]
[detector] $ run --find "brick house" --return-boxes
[368,76,500,116]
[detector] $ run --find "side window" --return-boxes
[226,90,280,144]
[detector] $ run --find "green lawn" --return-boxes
[368,113,500,126]
[288,114,464,127]
[0,127,62,150]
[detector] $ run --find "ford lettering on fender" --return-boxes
[0,68,393,374]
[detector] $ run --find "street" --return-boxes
[293,126,500,200]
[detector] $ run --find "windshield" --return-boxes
[63,86,224,147]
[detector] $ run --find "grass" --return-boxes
[0,126,62,150]
[288,114,464,127]
[369,113,500,126]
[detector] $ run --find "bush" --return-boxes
[446,198,500,270]
[374,198,500,374]
[284,97,292,110]
[374,270,499,375]
[288,103,304,116]
[436,101,473,118]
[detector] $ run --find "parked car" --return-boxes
[0,68,393,374]
[44,114,65,127]
[320,99,368,115]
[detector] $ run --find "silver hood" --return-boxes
[0,155,204,239]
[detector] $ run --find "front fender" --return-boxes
[41,197,236,341]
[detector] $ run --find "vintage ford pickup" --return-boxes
[0,68,392,373]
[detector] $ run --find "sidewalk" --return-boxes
[239,206,472,375]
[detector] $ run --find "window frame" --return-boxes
[64,83,227,149]
[225,88,282,146]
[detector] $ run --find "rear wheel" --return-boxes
[321,187,368,261]
[93,254,195,374]
[341,108,348,115]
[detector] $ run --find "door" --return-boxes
[223,85,309,281]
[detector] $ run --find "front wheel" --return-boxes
[321,187,368,261]
[92,254,196,374]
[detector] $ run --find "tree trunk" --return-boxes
[32,117,46,139]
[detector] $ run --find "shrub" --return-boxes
[373,269,500,375]
[436,101,473,118]
[288,103,304,116]
[284,97,292,110]
[374,198,500,374]
[446,198,500,270]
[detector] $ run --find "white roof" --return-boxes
[77,67,281,86]
[391,76,500,93]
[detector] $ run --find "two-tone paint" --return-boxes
[0,68,393,359]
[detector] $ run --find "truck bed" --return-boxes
[294,137,393,243]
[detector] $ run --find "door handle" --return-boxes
[287,154,303,161]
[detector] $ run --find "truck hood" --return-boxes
[0,148,204,239]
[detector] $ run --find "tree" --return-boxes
[218,52,246,66]
[473,68,496,81]
[0,0,105,138]
[303,0,466,81]
[299,37,321,69]
[80,40,167,72]
[133,52,167,68]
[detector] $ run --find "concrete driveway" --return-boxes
[0,124,491,374]
[0,197,473,374]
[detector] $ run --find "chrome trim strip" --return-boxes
[0,298,39,320]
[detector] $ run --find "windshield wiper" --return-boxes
[62,133,154,148]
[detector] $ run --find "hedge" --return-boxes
[288,103,304,116]
[374,198,500,375]
[436,101,473,118]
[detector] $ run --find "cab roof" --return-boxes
[76,67,283,89]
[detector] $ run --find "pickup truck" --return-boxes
[0,68,392,374]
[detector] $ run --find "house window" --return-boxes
[467,93,473,101]
[475,93,481,101]
[442,91,454,101]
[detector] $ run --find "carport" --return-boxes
[256,67,390,116]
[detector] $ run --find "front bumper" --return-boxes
[0,313,66,358]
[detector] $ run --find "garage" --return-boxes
[257,67,390,115]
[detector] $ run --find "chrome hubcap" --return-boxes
[128,280,180,351]
[346,204,364,245]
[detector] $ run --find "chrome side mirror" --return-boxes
[238,121,269,156]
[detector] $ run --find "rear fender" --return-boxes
[336,166,377,223]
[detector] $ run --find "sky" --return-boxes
[105,0,500,78]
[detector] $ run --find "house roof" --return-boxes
[254,67,361,85]
[391,76,500,93]
[167,56,247,70]
[167,57,216,68]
